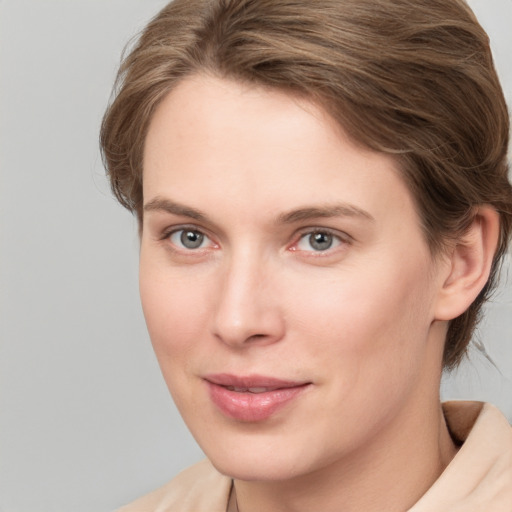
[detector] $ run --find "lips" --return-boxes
[204,374,311,422]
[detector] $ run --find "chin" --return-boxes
[209,456,303,482]
[201,434,328,483]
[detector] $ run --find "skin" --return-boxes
[139,74,497,512]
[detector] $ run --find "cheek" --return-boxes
[139,263,212,416]
[286,256,435,376]
[139,260,210,359]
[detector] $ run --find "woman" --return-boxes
[101,0,512,510]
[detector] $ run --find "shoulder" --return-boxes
[409,401,512,512]
[117,459,232,512]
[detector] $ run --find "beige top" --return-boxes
[118,402,512,512]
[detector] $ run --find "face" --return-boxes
[140,74,448,481]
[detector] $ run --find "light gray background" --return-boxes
[0,1,510,511]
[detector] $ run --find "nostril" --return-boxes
[247,334,267,342]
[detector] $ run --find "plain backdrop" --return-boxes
[0,1,511,511]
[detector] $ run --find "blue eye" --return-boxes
[169,229,211,250]
[296,231,342,252]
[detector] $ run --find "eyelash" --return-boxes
[290,227,350,255]
[161,226,217,252]
[160,225,351,255]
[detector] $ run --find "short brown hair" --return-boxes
[100,0,512,369]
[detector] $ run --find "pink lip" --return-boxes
[204,374,311,422]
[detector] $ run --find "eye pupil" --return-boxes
[309,232,333,251]
[180,230,204,249]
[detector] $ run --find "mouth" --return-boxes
[204,374,312,422]
[224,386,283,393]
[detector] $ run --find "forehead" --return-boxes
[143,74,418,229]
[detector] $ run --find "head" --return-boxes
[101,0,512,488]
[101,0,511,371]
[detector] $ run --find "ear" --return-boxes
[434,207,500,321]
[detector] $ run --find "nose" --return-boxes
[212,252,285,348]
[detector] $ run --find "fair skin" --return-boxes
[139,74,498,512]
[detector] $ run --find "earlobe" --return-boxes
[434,207,500,321]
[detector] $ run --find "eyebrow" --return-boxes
[143,197,374,224]
[277,205,375,224]
[144,197,208,222]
